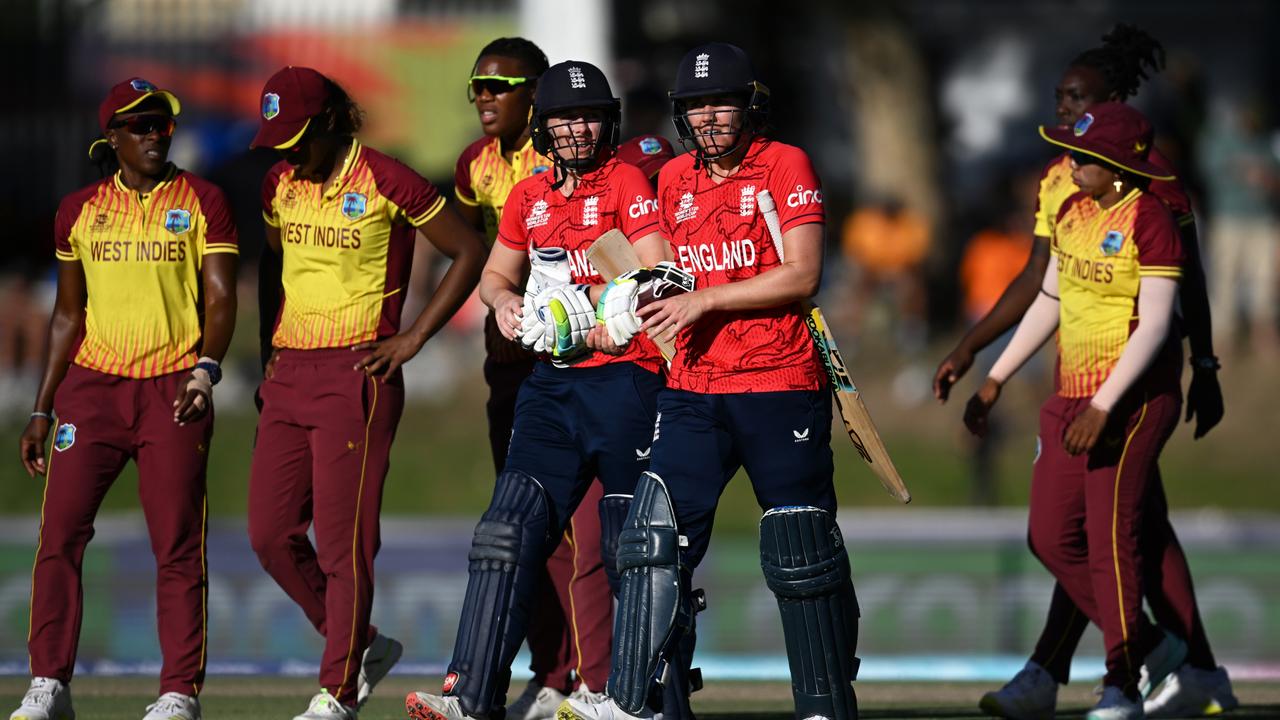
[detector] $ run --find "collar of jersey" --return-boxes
[1089,186,1141,214]
[321,138,363,200]
[488,135,541,168]
[113,163,178,196]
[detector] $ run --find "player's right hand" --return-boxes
[962,378,1001,438]
[933,344,975,403]
[19,416,51,477]
[491,292,523,342]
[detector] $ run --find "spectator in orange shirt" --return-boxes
[841,197,930,352]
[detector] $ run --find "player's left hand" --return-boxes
[1063,403,1109,455]
[586,324,626,355]
[1185,367,1224,439]
[637,290,708,345]
[172,367,213,425]
[963,378,1001,438]
[353,333,423,380]
[543,284,595,363]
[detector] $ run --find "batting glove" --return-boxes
[596,270,645,346]
[544,284,595,365]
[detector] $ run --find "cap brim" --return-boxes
[250,117,311,150]
[116,90,181,118]
[1039,126,1174,181]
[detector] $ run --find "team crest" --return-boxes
[53,423,76,452]
[130,78,156,92]
[262,92,281,120]
[164,209,191,234]
[341,192,368,220]
[1101,230,1125,256]
[639,137,663,155]
[1073,113,1094,136]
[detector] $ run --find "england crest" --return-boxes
[342,192,368,220]
[164,209,191,234]
[53,423,76,452]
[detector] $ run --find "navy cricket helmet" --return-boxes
[530,60,621,175]
[670,42,770,162]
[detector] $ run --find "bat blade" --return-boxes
[585,229,678,360]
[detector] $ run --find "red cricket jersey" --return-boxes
[658,137,826,394]
[497,157,663,374]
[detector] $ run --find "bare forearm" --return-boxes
[699,263,819,313]
[958,237,1050,354]
[32,309,81,413]
[200,295,236,363]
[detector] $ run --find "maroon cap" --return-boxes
[616,135,675,179]
[1040,102,1173,180]
[98,78,180,132]
[251,66,330,150]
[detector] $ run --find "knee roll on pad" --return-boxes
[760,506,860,720]
[599,493,633,597]
[447,470,550,716]
[607,471,690,715]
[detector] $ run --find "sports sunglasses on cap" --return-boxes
[468,74,535,102]
[108,114,176,137]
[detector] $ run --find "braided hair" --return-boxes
[474,37,549,78]
[1070,24,1166,101]
[321,77,364,136]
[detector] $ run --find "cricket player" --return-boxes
[964,102,1192,720]
[404,59,673,720]
[935,26,1235,720]
[247,66,487,720]
[559,42,861,720]
[11,78,236,720]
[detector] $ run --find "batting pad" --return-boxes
[760,506,861,720]
[446,470,549,716]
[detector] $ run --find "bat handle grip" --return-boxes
[755,190,786,261]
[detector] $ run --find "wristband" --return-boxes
[195,356,222,385]
[30,411,53,421]
[1190,355,1220,371]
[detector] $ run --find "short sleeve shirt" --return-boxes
[262,140,445,349]
[496,157,663,374]
[55,166,238,377]
[657,137,826,393]
[454,136,553,244]
[1052,190,1184,397]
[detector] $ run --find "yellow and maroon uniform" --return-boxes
[1029,188,1185,694]
[34,166,236,696]
[249,139,442,706]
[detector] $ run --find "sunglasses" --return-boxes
[1069,150,1105,167]
[467,75,534,102]
[108,114,176,137]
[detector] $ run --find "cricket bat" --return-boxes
[585,229,679,361]
[757,190,912,504]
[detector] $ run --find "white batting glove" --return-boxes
[517,247,573,353]
[544,284,595,365]
[596,271,645,346]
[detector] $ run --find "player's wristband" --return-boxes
[30,411,53,421]
[195,357,222,386]
[1190,355,1220,372]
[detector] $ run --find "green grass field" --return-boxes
[1,677,1277,719]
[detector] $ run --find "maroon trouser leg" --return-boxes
[1028,392,1179,696]
[1031,470,1216,682]
[485,354,613,693]
[29,365,211,696]
[248,349,404,707]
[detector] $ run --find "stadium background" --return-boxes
[0,0,1277,690]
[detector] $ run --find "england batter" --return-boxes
[559,43,860,720]
[248,66,487,720]
[11,78,236,720]
[405,60,672,720]
[965,102,1189,720]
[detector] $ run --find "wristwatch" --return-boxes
[195,359,223,385]
[1190,355,1220,372]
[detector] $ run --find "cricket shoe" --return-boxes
[1139,631,1190,698]
[1145,665,1239,718]
[977,661,1057,720]
[506,682,567,720]
[293,690,356,720]
[9,677,74,720]
[358,633,403,708]
[405,692,490,720]
[1086,686,1145,720]
[142,693,200,720]
[555,696,653,720]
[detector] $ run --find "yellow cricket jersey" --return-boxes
[1052,189,1183,397]
[54,166,238,378]
[262,140,445,349]
[1034,148,1194,239]
[453,136,552,243]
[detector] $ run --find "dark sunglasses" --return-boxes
[467,75,534,102]
[109,114,175,137]
[1069,150,1104,167]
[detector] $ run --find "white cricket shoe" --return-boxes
[141,693,200,720]
[293,690,355,720]
[555,696,652,720]
[9,677,74,720]
[1086,686,1145,720]
[506,682,567,720]
[1140,631,1189,698]
[1145,665,1239,718]
[977,661,1057,720]
[405,692,489,720]
[357,633,403,708]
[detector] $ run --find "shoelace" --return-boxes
[309,693,343,714]
[570,688,607,703]
[147,694,188,713]
[21,689,53,707]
